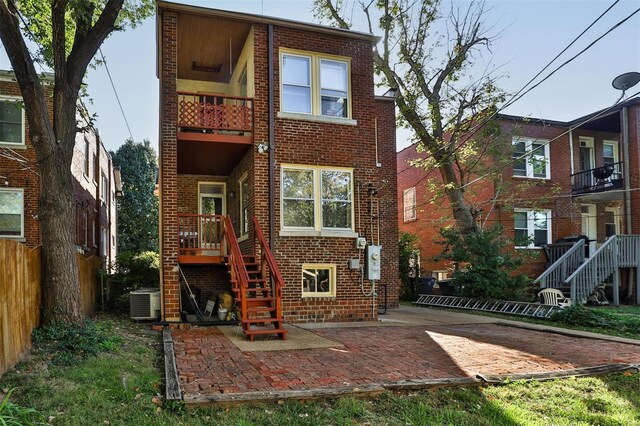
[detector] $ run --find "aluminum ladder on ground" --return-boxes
[414,295,564,318]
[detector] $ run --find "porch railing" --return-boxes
[571,161,623,195]
[252,217,285,310]
[177,214,225,256]
[535,240,584,290]
[565,235,640,304]
[221,215,250,313]
[177,92,253,134]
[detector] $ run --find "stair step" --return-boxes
[248,278,267,283]
[243,318,282,324]
[246,306,275,313]
[244,328,288,341]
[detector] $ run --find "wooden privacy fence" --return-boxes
[0,240,101,376]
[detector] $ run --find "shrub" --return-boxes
[0,390,42,426]
[550,305,616,328]
[106,250,160,310]
[433,224,535,300]
[31,319,122,366]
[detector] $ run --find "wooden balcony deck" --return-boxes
[178,214,227,265]
[177,92,253,144]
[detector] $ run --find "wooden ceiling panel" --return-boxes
[177,15,251,83]
[177,140,250,175]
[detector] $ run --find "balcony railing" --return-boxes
[178,214,226,262]
[571,161,623,196]
[177,92,253,138]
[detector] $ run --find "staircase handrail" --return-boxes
[221,216,250,307]
[252,217,285,300]
[534,239,584,288]
[564,235,617,304]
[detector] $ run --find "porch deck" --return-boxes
[177,214,226,265]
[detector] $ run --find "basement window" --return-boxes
[302,264,336,297]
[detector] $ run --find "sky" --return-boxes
[0,0,639,153]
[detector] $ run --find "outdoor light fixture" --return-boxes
[228,190,236,199]
[256,143,268,154]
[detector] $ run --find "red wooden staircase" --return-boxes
[222,216,286,341]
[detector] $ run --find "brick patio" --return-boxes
[171,314,640,400]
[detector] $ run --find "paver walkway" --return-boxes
[171,307,640,399]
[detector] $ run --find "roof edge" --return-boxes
[157,0,378,42]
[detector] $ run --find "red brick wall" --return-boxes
[0,79,44,248]
[159,15,399,322]
[159,10,180,321]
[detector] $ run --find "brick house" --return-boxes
[398,99,640,305]
[0,69,121,267]
[156,1,399,338]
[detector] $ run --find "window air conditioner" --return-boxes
[130,288,161,320]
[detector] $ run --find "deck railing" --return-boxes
[536,239,585,290]
[252,217,285,308]
[177,92,253,134]
[221,216,250,315]
[177,214,225,256]
[565,235,640,304]
[571,161,623,195]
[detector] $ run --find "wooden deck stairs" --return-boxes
[222,216,286,341]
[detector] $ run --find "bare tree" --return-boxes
[0,0,152,324]
[314,0,505,234]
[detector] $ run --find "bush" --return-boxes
[434,224,535,300]
[31,319,122,366]
[550,305,616,328]
[106,250,159,310]
[0,390,42,426]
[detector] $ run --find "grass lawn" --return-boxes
[1,315,640,425]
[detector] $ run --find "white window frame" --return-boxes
[279,48,353,123]
[403,187,416,222]
[514,208,552,249]
[512,137,550,179]
[0,95,25,147]
[238,172,249,240]
[0,188,24,238]
[280,164,355,237]
[302,263,336,298]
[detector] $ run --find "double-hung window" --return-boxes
[403,187,416,222]
[514,209,551,248]
[0,96,25,146]
[281,165,353,234]
[280,49,351,120]
[512,137,550,179]
[0,188,24,238]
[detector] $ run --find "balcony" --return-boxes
[176,92,254,175]
[177,92,253,144]
[178,214,227,264]
[571,161,624,200]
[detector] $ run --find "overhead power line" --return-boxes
[99,48,134,141]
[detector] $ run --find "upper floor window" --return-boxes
[0,97,25,146]
[101,172,108,202]
[403,187,416,222]
[280,49,351,119]
[514,209,551,248]
[281,165,353,233]
[512,137,550,179]
[0,188,24,238]
[83,138,90,177]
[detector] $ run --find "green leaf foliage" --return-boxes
[111,139,158,253]
[15,0,154,68]
[434,224,535,300]
[107,250,159,310]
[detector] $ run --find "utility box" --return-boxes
[366,245,381,280]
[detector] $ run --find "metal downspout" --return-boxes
[268,24,274,250]
[622,107,632,234]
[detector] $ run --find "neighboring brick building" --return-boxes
[157,2,399,332]
[398,98,640,304]
[0,69,122,268]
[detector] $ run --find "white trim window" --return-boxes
[239,173,249,237]
[280,49,351,119]
[512,137,550,179]
[514,209,551,248]
[281,165,353,234]
[0,96,25,146]
[0,188,24,238]
[302,264,336,297]
[403,187,416,222]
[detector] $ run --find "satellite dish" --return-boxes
[612,72,640,91]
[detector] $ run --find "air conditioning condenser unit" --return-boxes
[130,288,161,320]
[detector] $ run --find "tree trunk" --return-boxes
[38,143,82,324]
[439,160,477,235]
